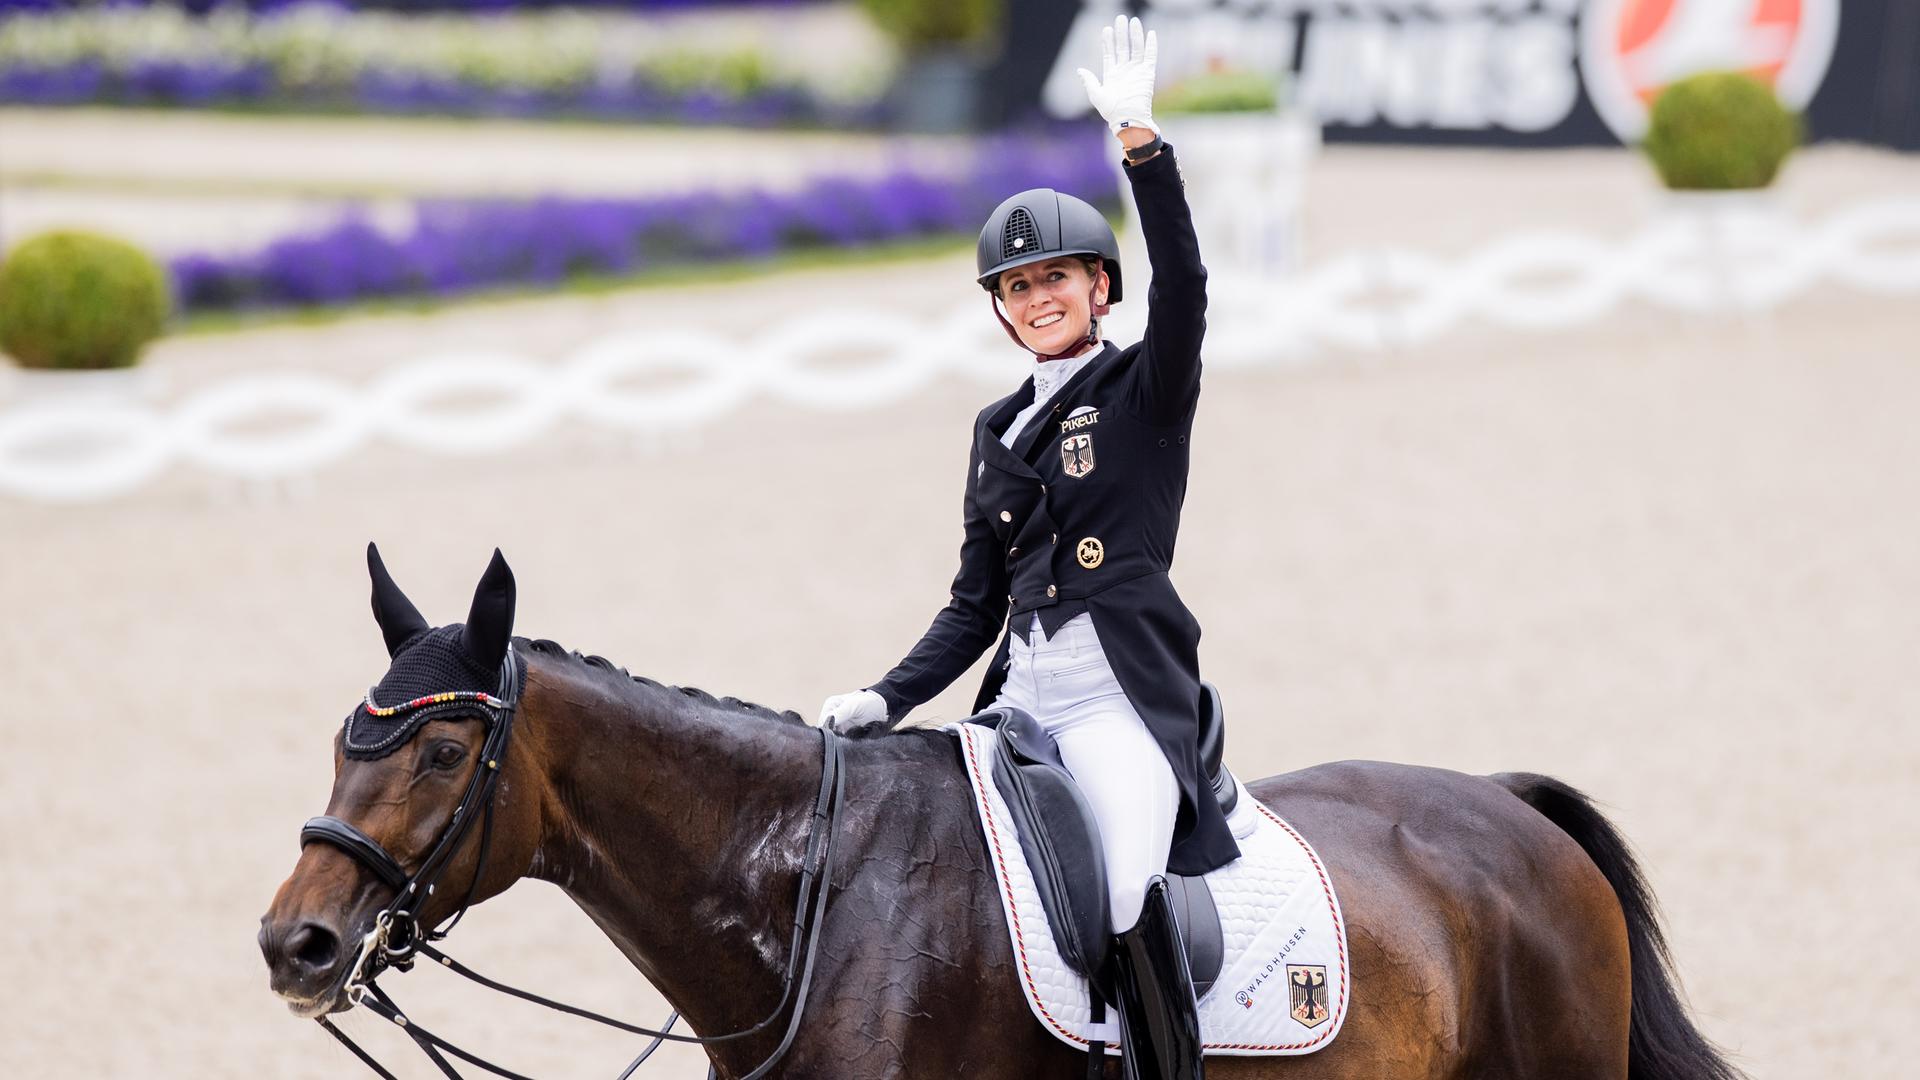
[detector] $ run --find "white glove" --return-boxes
[1076,15,1160,135]
[817,688,889,732]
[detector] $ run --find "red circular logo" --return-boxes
[1579,0,1839,141]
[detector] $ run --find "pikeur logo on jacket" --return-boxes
[872,147,1240,877]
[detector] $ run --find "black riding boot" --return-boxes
[1108,877,1205,1080]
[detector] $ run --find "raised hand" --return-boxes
[1076,15,1160,135]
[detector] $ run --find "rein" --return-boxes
[298,647,849,1079]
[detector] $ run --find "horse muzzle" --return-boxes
[260,913,360,1013]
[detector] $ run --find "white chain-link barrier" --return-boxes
[1200,195,1920,358]
[3,195,1916,504]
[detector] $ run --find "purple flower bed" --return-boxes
[0,1,819,11]
[170,131,1119,314]
[0,60,877,127]
[0,59,278,106]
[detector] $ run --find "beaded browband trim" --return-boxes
[343,645,517,759]
[344,689,508,758]
[361,689,507,718]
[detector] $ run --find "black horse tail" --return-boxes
[1491,773,1744,1080]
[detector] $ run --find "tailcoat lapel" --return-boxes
[1013,343,1119,467]
[1011,397,1060,466]
[977,378,1041,478]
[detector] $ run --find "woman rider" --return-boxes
[818,18,1234,1080]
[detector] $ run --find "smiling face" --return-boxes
[998,257,1109,356]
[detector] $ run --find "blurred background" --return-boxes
[1,0,1915,1076]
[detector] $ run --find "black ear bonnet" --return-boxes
[343,626,510,760]
[346,543,518,760]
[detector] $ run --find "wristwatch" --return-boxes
[1123,133,1166,166]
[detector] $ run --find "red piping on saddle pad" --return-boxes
[960,725,1350,1053]
[962,728,1084,1043]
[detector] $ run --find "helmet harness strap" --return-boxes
[990,259,1112,363]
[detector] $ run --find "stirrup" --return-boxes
[1109,877,1204,1080]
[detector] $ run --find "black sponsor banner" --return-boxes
[989,0,1918,151]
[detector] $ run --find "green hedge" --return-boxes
[858,0,999,48]
[0,231,171,370]
[1642,72,1801,190]
[1159,70,1281,115]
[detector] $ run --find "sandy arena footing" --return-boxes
[0,144,1914,1078]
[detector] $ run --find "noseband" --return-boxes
[294,645,848,1080]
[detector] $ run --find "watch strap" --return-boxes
[1123,133,1166,165]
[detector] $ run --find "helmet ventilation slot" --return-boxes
[1002,208,1041,262]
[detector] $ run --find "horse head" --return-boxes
[258,543,547,1018]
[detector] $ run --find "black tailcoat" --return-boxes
[870,146,1239,876]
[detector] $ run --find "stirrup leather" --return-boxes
[1108,877,1205,1080]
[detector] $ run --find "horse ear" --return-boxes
[463,548,516,671]
[367,542,429,658]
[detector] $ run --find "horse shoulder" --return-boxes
[804,731,1072,1076]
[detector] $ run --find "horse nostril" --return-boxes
[287,922,340,972]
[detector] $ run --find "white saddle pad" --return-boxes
[952,723,1351,1057]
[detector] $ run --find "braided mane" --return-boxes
[519,637,807,726]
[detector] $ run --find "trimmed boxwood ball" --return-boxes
[0,230,170,369]
[1642,72,1801,190]
[859,0,1000,47]
[1159,70,1281,115]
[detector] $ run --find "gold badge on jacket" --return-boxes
[1060,433,1095,479]
[1076,537,1104,569]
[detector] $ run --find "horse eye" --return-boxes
[432,743,465,770]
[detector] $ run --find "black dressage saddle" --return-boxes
[972,683,1237,998]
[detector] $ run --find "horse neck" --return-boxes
[523,662,824,1042]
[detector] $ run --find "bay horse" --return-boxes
[261,548,1743,1079]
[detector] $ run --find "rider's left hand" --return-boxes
[1077,15,1160,135]
[817,688,888,733]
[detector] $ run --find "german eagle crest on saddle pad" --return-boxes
[950,711,1352,1057]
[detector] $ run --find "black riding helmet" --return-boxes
[976,188,1124,303]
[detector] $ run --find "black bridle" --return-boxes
[303,646,526,978]
[298,646,848,1079]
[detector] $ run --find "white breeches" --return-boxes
[989,613,1179,933]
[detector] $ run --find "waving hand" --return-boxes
[1077,15,1160,135]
